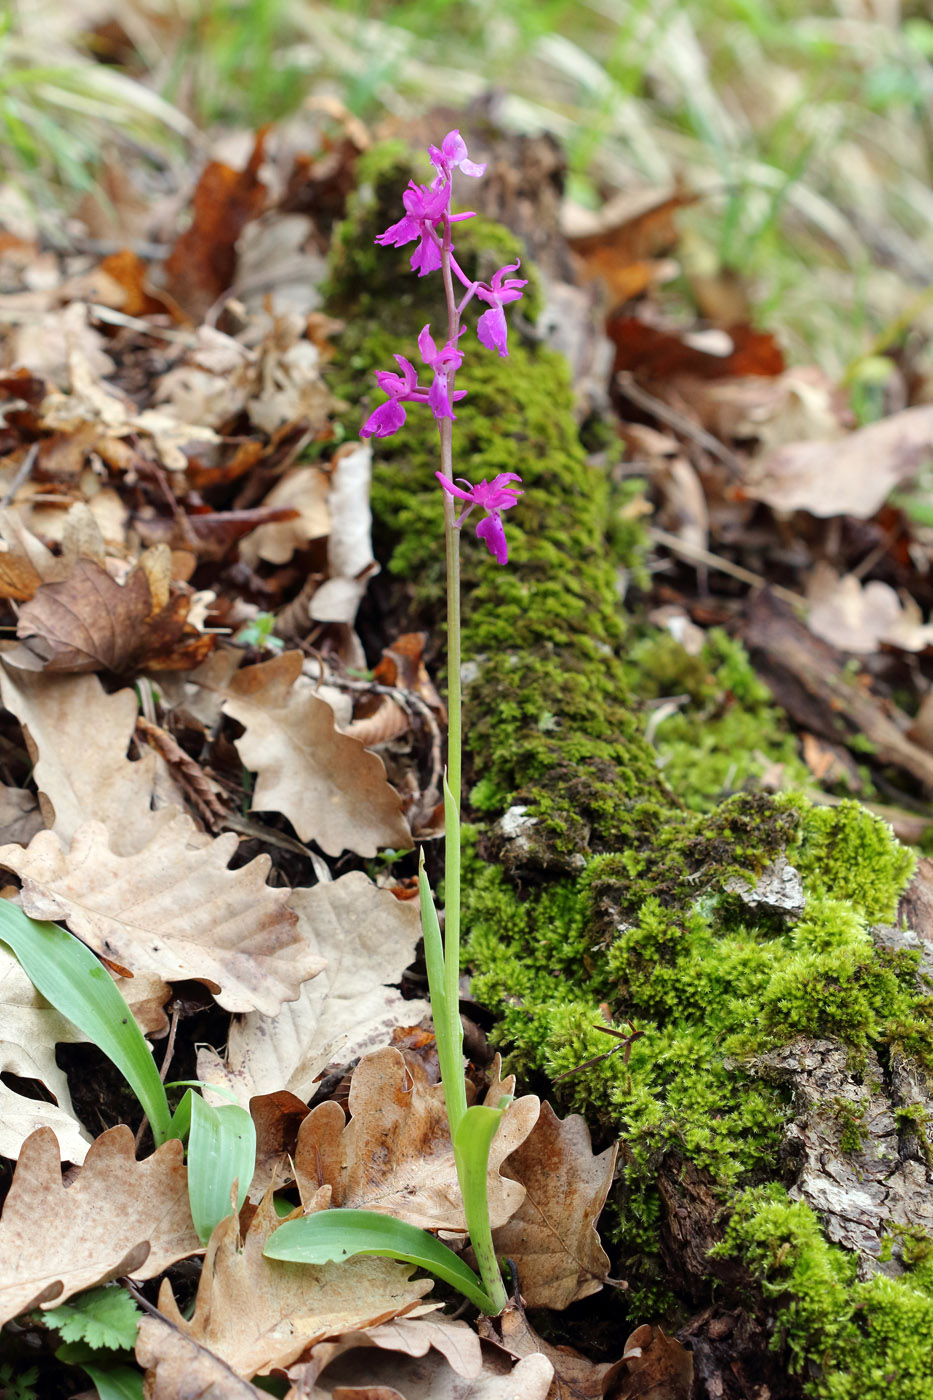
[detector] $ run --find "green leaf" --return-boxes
[0,903,172,1145]
[263,1208,494,1312]
[42,1284,140,1351]
[82,1364,145,1400]
[187,1092,257,1244]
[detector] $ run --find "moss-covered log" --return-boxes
[326,144,933,1400]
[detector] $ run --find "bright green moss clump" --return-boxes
[712,1186,933,1400]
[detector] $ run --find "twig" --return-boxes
[1,442,39,508]
[650,526,806,609]
[616,370,745,478]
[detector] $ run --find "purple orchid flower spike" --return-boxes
[360,355,427,439]
[429,129,486,181]
[476,261,528,358]
[436,471,523,565]
[419,326,466,422]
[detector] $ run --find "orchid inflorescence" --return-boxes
[360,128,526,566]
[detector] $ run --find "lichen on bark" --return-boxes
[326,142,933,1398]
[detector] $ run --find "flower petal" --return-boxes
[477,304,509,357]
[360,398,407,440]
[418,324,439,366]
[476,512,509,565]
[436,472,474,502]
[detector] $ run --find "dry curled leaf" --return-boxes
[0,1126,201,1326]
[156,1188,432,1379]
[220,651,411,857]
[198,872,428,1110]
[0,815,322,1015]
[11,555,214,674]
[806,564,933,654]
[0,943,91,1164]
[0,666,174,856]
[293,1047,540,1233]
[746,402,933,519]
[137,1313,267,1400]
[493,1101,618,1309]
[287,1336,553,1400]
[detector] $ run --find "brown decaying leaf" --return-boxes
[291,1315,483,1391]
[197,872,428,1112]
[0,783,44,847]
[565,188,693,307]
[0,666,175,856]
[293,1047,540,1233]
[163,130,268,320]
[220,651,411,857]
[238,464,331,567]
[156,1188,432,1379]
[746,402,933,519]
[12,555,214,674]
[0,942,92,1164]
[616,1325,694,1400]
[609,317,784,381]
[0,1126,201,1325]
[136,1313,266,1400]
[492,1101,618,1310]
[481,1308,617,1400]
[0,815,323,1016]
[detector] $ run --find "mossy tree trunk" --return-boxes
[326,146,933,1400]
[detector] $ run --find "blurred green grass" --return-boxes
[3,0,933,377]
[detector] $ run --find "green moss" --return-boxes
[795,802,916,922]
[713,1187,933,1400]
[624,629,809,812]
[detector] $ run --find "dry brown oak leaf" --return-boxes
[220,651,411,857]
[0,814,323,1015]
[197,873,429,1111]
[0,1126,201,1326]
[11,555,214,674]
[0,665,173,855]
[0,944,91,1164]
[137,1313,266,1400]
[286,1338,553,1400]
[491,1101,618,1310]
[156,1187,432,1379]
[290,1315,483,1393]
[293,1046,540,1233]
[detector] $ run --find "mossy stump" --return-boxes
[326,145,933,1400]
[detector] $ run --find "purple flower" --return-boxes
[419,325,466,422]
[436,471,523,565]
[475,261,528,358]
[360,355,427,439]
[375,179,450,277]
[429,130,486,181]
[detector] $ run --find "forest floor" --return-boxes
[2,16,933,1400]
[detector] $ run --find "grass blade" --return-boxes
[263,1208,494,1312]
[0,901,172,1144]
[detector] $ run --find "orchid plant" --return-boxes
[264,131,527,1314]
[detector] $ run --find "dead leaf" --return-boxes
[163,131,269,320]
[293,1047,540,1233]
[746,403,933,518]
[615,1325,693,1400]
[156,1189,432,1379]
[197,872,428,1109]
[564,188,692,308]
[0,942,91,1164]
[288,1339,553,1400]
[806,564,933,654]
[622,424,708,554]
[493,1101,618,1309]
[239,464,331,566]
[609,317,784,381]
[0,815,323,1015]
[12,556,215,674]
[0,783,44,847]
[0,1125,201,1325]
[0,666,174,855]
[219,651,411,856]
[136,1313,267,1400]
[482,1308,618,1400]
